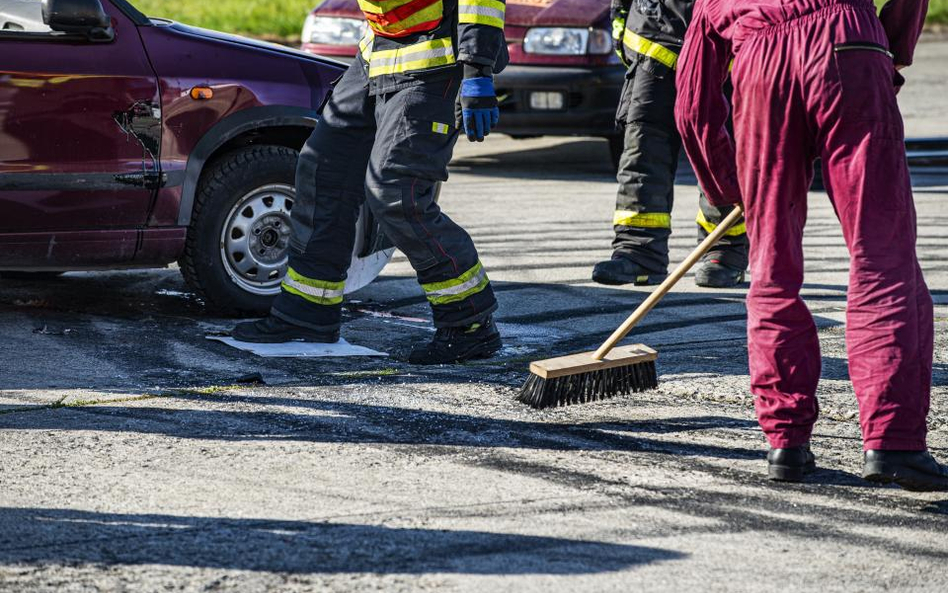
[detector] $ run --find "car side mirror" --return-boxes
[42,0,114,42]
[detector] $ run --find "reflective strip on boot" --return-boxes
[696,210,746,236]
[367,37,456,77]
[421,261,490,305]
[613,211,671,229]
[458,0,506,29]
[622,29,678,70]
[281,268,345,306]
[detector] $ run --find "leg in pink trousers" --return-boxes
[816,14,933,451]
[733,6,934,451]
[733,27,822,450]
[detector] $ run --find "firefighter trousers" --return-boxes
[271,61,497,332]
[614,59,748,272]
[735,5,933,450]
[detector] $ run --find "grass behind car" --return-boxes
[134,0,948,43]
[133,0,317,41]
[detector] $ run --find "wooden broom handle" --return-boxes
[592,205,745,361]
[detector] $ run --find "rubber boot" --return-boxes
[408,316,502,365]
[232,316,340,344]
[592,256,667,286]
[767,444,816,482]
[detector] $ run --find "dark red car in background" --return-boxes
[301,0,626,165]
[0,0,396,315]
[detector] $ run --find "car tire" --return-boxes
[180,145,300,317]
[608,135,623,171]
[0,271,64,280]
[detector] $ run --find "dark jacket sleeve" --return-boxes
[879,0,929,66]
[457,0,509,72]
[674,6,741,207]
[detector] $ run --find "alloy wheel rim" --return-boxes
[220,184,294,296]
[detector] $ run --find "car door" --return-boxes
[0,0,159,265]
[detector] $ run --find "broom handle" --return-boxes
[592,205,745,360]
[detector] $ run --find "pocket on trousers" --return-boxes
[384,92,459,180]
[831,42,901,129]
[615,62,637,125]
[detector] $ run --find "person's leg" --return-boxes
[233,62,376,342]
[366,73,500,363]
[594,60,678,286]
[731,32,822,461]
[811,8,943,490]
[693,195,749,287]
[818,31,933,453]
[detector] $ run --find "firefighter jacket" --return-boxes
[356,0,509,95]
[611,0,693,71]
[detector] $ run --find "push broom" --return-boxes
[518,205,745,409]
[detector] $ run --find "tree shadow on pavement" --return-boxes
[0,507,684,575]
[0,396,764,462]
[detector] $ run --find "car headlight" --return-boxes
[523,27,613,56]
[302,15,365,45]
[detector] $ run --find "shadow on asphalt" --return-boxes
[0,508,684,574]
[0,396,765,461]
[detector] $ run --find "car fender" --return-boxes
[177,105,318,227]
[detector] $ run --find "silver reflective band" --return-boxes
[283,276,345,300]
[369,44,454,68]
[426,267,488,298]
[459,6,505,19]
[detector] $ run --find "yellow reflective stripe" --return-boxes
[613,211,671,229]
[458,0,505,28]
[421,261,490,305]
[359,30,374,61]
[368,37,456,77]
[622,29,678,70]
[357,0,418,15]
[281,268,345,306]
[432,122,450,134]
[696,210,746,236]
[612,17,625,41]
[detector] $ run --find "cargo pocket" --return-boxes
[831,42,900,125]
[615,61,637,126]
[831,43,909,213]
[383,88,459,181]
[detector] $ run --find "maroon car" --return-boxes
[0,0,396,314]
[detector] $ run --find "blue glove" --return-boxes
[460,75,500,143]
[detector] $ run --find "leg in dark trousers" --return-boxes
[367,73,497,328]
[270,62,377,334]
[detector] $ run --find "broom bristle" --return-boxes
[517,359,657,409]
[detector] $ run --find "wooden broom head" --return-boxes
[528,344,658,379]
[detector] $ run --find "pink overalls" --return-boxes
[675,0,933,450]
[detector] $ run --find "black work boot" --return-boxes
[767,444,817,482]
[408,316,502,365]
[592,257,667,286]
[694,257,746,288]
[231,316,339,344]
[862,450,948,492]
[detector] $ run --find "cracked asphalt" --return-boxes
[1,38,947,593]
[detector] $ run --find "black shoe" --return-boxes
[231,316,339,344]
[694,258,746,288]
[592,258,667,286]
[862,450,948,492]
[408,316,502,365]
[767,444,817,482]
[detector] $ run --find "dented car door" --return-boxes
[0,0,159,263]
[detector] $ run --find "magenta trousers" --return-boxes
[732,4,934,451]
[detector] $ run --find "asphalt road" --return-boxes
[1,40,947,593]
